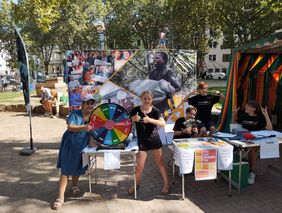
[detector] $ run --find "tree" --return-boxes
[169,0,219,59]
[14,0,105,74]
[0,0,18,69]
[105,0,169,49]
[215,0,282,48]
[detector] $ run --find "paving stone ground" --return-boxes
[1,112,282,213]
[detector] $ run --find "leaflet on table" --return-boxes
[251,130,282,139]
[217,146,233,170]
[194,148,217,180]
[176,141,214,149]
[175,147,194,174]
[254,137,280,159]
[104,150,121,170]
[213,132,237,138]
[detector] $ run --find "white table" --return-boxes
[171,138,233,199]
[82,141,139,199]
[213,130,282,193]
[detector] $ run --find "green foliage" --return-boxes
[1,0,282,73]
[0,0,18,68]
[215,0,282,48]
[106,0,168,49]
[12,0,107,73]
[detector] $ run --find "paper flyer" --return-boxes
[194,148,217,180]
[104,151,121,170]
[178,148,194,174]
[217,145,233,170]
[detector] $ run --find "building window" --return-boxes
[208,41,218,48]
[208,68,213,73]
[209,55,216,61]
[222,68,227,73]
[215,68,220,73]
[222,54,230,62]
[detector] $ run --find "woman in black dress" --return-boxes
[129,91,169,194]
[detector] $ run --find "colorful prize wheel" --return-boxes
[89,103,132,145]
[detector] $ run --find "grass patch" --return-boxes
[0,91,37,104]
[0,91,23,101]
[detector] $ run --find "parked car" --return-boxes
[205,72,226,80]
[36,72,46,83]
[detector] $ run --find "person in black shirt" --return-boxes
[129,91,169,195]
[235,100,273,185]
[182,81,225,134]
[173,106,206,139]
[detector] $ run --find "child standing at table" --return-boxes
[235,100,272,185]
[129,90,169,195]
[51,95,96,210]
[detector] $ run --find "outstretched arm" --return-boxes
[261,106,273,130]
[182,90,198,102]
[67,124,94,132]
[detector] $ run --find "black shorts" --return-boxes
[138,140,162,151]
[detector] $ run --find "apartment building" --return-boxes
[204,30,231,76]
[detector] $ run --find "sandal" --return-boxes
[51,198,64,210]
[128,185,139,195]
[160,186,170,195]
[71,186,81,196]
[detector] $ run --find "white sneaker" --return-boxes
[248,172,256,185]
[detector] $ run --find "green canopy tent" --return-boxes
[218,31,282,132]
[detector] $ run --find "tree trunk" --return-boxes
[44,61,49,75]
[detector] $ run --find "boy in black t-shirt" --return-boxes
[173,106,206,139]
[182,81,225,134]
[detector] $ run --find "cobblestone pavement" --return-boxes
[0,112,282,213]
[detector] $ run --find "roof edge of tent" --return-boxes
[232,31,282,53]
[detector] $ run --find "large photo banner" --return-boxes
[65,49,197,122]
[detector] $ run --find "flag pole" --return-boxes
[15,27,36,155]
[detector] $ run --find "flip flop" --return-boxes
[51,198,64,210]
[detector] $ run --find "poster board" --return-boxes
[65,49,197,144]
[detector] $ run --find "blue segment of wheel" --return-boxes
[92,127,107,143]
[115,111,130,123]
[103,130,113,145]
[112,105,125,120]
[108,104,117,120]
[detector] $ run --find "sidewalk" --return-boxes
[1,112,282,213]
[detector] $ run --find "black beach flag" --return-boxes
[15,28,30,111]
